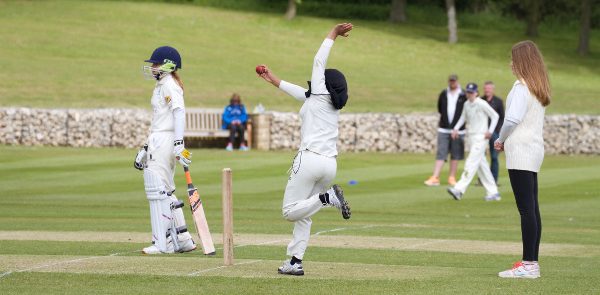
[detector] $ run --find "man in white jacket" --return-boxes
[447,83,501,201]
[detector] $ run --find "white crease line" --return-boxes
[0,249,138,279]
[216,227,350,250]
[398,240,445,250]
[187,259,262,276]
[314,227,347,236]
[231,239,287,249]
[0,271,13,278]
[359,224,431,229]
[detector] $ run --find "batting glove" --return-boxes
[173,140,192,167]
[134,144,148,170]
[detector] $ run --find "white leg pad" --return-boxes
[169,194,193,242]
[144,170,173,253]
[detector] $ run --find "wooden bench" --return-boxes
[184,108,252,146]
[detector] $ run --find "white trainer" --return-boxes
[485,193,502,202]
[177,239,197,253]
[326,184,351,219]
[142,238,196,254]
[447,187,463,200]
[498,261,540,279]
[278,260,304,276]
[142,244,174,255]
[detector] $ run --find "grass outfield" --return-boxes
[0,0,599,113]
[0,146,599,293]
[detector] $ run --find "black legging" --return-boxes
[508,169,541,261]
[229,124,245,145]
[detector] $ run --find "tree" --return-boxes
[577,0,592,56]
[285,0,297,20]
[389,0,407,23]
[525,0,541,37]
[446,0,458,43]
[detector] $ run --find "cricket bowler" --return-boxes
[257,23,354,275]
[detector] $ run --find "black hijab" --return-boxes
[305,69,348,110]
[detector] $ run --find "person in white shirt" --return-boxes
[495,40,551,279]
[134,46,196,254]
[447,83,500,201]
[256,23,353,276]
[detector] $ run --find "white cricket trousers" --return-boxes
[144,131,192,246]
[146,131,176,192]
[455,134,498,196]
[282,150,337,260]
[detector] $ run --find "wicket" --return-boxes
[222,168,234,266]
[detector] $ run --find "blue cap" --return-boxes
[466,82,478,93]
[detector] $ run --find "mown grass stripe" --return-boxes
[1,231,598,257]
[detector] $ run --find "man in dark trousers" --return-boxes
[425,74,466,187]
[482,81,504,183]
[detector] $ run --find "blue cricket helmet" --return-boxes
[145,46,182,69]
[466,82,478,93]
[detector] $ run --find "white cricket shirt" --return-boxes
[454,97,499,135]
[150,74,185,133]
[279,38,340,158]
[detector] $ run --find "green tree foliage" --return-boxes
[161,0,600,28]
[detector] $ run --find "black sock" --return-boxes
[290,256,302,265]
[319,193,329,205]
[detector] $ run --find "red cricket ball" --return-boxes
[255,65,266,75]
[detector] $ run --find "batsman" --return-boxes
[133,46,196,254]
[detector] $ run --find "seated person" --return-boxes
[222,93,249,151]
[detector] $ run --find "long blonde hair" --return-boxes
[511,40,551,106]
[171,71,184,91]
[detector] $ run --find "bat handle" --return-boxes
[183,166,193,185]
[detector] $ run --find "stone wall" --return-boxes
[1,108,599,155]
[0,108,150,148]
[263,112,600,155]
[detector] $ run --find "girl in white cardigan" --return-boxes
[494,40,551,279]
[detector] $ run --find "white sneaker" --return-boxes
[485,193,502,202]
[177,239,197,253]
[142,244,174,255]
[498,261,540,279]
[326,184,351,219]
[278,260,304,276]
[142,238,196,254]
[447,187,463,200]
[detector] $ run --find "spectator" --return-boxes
[222,93,249,151]
[424,74,466,187]
[495,40,550,279]
[482,81,504,183]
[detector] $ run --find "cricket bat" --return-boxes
[183,166,216,255]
